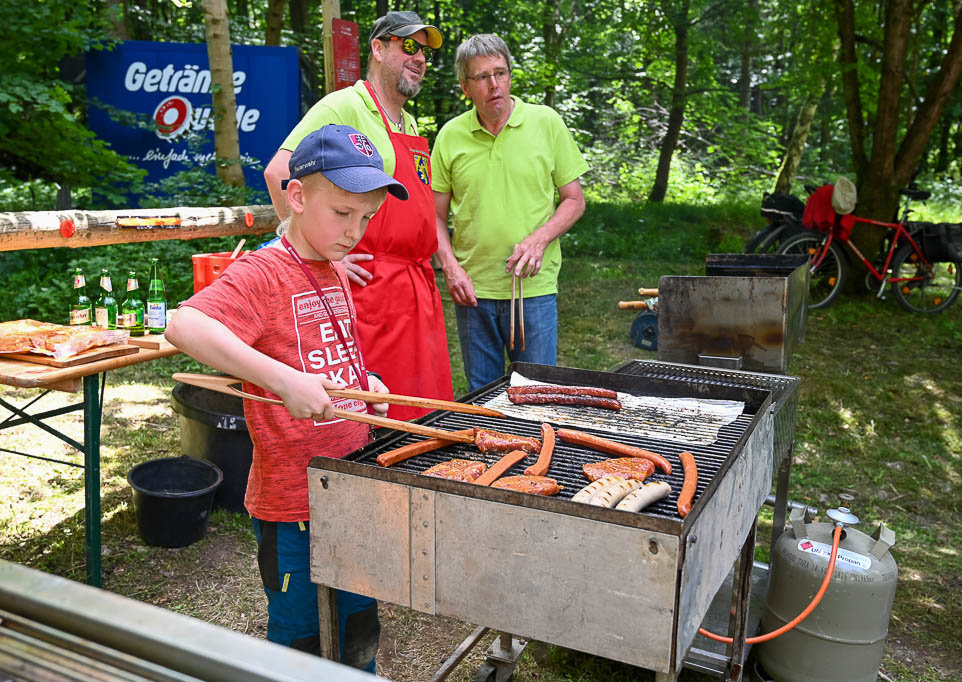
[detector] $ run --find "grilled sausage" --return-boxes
[472,449,529,486]
[491,475,562,496]
[506,385,618,399]
[474,428,541,455]
[524,423,556,476]
[377,428,476,467]
[422,459,487,482]
[507,393,622,410]
[677,450,698,518]
[571,475,625,503]
[589,478,643,508]
[616,481,671,512]
[557,428,672,475]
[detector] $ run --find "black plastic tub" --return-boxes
[171,382,252,513]
[127,456,223,548]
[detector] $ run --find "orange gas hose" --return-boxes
[698,524,843,645]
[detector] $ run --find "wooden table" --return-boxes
[0,339,180,587]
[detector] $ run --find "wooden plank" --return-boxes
[0,205,278,252]
[126,334,169,350]
[0,345,180,390]
[4,344,139,368]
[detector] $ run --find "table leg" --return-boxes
[83,374,102,588]
[317,584,340,661]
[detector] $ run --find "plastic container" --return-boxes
[171,383,252,513]
[127,456,223,548]
[191,251,249,293]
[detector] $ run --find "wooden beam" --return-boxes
[322,0,341,95]
[0,205,278,252]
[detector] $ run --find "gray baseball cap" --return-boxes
[369,11,442,49]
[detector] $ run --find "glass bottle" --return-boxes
[94,268,117,329]
[119,271,145,336]
[69,267,92,326]
[146,258,167,334]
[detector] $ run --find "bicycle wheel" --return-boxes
[745,223,781,254]
[889,243,962,313]
[777,232,846,309]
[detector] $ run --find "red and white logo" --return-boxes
[348,133,374,157]
[153,96,192,140]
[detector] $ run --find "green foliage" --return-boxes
[0,233,273,325]
[0,1,144,200]
[564,198,756,261]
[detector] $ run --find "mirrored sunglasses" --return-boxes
[383,35,434,62]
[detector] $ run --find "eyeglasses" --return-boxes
[382,36,434,62]
[465,68,511,84]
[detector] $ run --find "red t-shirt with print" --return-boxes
[182,247,370,522]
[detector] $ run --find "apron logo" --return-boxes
[349,133,375,157]
[413,152,430,185]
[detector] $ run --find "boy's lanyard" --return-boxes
[280,235,371,395]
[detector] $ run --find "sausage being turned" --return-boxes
[507,385,618,399]
[474,428,541,455]
[507,393,622,410]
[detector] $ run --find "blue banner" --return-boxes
[86,40,300,196]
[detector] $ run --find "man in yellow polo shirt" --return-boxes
[432,33,589,391]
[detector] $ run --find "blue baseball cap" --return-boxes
[281,124,409,200]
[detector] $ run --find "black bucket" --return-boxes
[127,456,223,548]
[171,382,252,513]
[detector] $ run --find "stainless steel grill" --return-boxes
[307,362,776,678]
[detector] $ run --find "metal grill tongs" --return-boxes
[172,373,504,442]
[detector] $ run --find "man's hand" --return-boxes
[506,235,549,278]
[341,253,375,286]
[366,373,390,417]
[442,261,478,307]
[276,370,345,422]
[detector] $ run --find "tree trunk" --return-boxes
[236,0,251,28]
[542,0,562,108]
[265,0,286,46]
[649,0,690,203]
[203,0,246,187]
[833,0,962,281]
[737,0,758,110]
[376,0,389,18]
[105,0,130,39]
[774,88,823,193]
[289,0,311,35]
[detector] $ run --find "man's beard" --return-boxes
[397,73,422,98]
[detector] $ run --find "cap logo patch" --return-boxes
[349,133,375,157]
[413,152,431,185]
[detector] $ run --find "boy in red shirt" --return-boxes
[166,124,408,672]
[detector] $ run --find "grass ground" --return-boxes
[1,248,960,681]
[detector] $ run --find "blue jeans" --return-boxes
[455,294,558,392]
[250,518,378,672]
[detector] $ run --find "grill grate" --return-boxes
[346,368,764,522]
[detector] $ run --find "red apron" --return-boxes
[349,82,453,420]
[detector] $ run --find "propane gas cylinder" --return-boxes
[757,495,897,682]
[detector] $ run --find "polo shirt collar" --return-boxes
[470,96,525,133]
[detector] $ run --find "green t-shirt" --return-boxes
[431,97,589,299]
[280,80,417,177]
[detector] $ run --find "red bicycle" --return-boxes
[776,185,962,313]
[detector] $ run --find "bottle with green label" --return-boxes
[69,267,92,326]
[147,258,167,334]
[119,271,145,336]
[94,269,118,329]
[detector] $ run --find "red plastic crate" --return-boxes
[191,251,249,293]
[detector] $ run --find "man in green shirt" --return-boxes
[432,33,588,391]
